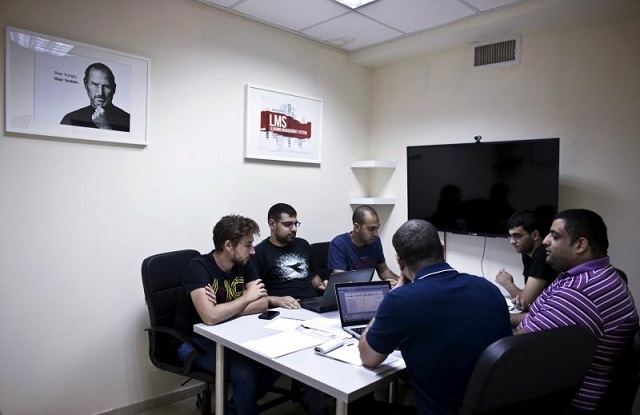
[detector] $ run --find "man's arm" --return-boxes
[510,311,528,327]
[311,274,328,291]
[192,279,267,325]
[358,318,389,367]
[514,277,547,311]
[377,262,399,281]
[267,295,300,309]
[495,269,521,298]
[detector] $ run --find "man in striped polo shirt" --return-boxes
[516,209,638,413]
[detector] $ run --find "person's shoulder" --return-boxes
[109,104,130,117]
[293,237,310,248]
[330,232,349,245]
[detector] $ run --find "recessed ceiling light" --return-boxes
[333,0,377,9]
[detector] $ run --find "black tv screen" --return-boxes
[407,138,559,237]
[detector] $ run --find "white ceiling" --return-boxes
[196,0,638,67]
[197,0,525,51]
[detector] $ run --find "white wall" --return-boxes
[0,1,372,414]
[368,13,640,301]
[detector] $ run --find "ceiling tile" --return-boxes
[358,0,477,33]
[233,0,349,32]
[464,0,524,12]
[198,0,239,8]
[302,11,403,50]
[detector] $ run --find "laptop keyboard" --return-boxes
[351,327,366,335]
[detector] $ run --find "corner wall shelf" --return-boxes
[350,160,397,205]
[351,160,397,169]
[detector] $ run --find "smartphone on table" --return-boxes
[258,310,280,320]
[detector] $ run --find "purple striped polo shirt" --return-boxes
[518,256,638,412]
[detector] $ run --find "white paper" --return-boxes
[242,330,324,358]
[314,338,345,354]
[264,318,302,331]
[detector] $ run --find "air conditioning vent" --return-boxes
[473,36,520,68]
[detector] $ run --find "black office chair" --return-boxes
[142,249,215,414]
[459,325,597,415]
[595,326,640,414]
[142,249,295,414]
[310,241,331,280]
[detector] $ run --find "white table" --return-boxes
[194,307,406,415]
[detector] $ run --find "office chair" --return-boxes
[142,249,214,414]
[142,249,297,414]
[459,325,597,415]
[310,241,331,280]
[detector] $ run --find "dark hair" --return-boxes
[212,215,260,251]
[508,210,541,233]
[84,62,115,84]
[352,205,378,225]
[267,203,297,222]
[555,209,608,256]
[392,219,444,270]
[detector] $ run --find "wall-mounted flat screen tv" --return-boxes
[407,138,559,237]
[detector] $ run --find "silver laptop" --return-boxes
[299,268,375,313]
[335,280,391,339]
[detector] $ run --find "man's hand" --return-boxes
[512,294,529,311]
[243,278,267,302]
[91,105,112,129]
[386,278,398,287]
[495,268,514,286]
[205,284,217,306]
[271,296,300,309]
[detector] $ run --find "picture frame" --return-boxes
[5,26,150,146]
[245,84,322,164]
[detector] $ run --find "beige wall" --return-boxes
[1,0,639,414]
[0,1,371,413]
[367,11,640,302]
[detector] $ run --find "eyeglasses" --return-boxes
[278,221,301,228]
[508,232,530,241]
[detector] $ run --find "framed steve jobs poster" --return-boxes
[5,26,150,146]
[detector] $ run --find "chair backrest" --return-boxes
[310,242,331,280]
[460,325,597,415]
[595,326,640,414]
[141,249,200,366]
[142,249,200,328]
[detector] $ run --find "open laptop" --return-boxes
[299,268,375,313]
[335,280,391,339]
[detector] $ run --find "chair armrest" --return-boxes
[145,326,207,356]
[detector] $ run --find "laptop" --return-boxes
[335,280,391,339]
[299,268,375,313]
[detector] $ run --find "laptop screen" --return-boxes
[335,281,391,326]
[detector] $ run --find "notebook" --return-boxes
[335,280,391,339]
[299,268,375,313]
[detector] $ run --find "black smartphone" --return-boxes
[258,310,280,320]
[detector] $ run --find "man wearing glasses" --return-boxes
[495,210,558,326]
[252,203,328,310]
[328,205,399,285]
[252,203,329,415]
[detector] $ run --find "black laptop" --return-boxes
[335,280,391,339]
[299,268,375,313]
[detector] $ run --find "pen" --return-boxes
[281,316,304,321]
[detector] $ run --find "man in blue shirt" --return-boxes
[359,219,512,415]
[328,205,399,284]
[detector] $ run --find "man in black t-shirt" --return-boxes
[252,203,328,309]
[173,214,279,415]
[495,210,558,327]
[252,203,329,415]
